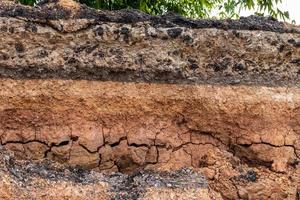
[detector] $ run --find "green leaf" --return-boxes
[17,0,290,20]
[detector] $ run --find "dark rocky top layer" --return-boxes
[0,0,299,34]
[0,0,300,86]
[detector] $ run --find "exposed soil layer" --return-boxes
[0,1,300,86]
[1,1,300,199]
[0,79,300,199]
[0,147,211,200]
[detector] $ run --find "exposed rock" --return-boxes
[202,168,216,180]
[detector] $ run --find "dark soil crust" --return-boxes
[0,1,299,86]
[0,147,207,200]
[0,65,299,87]
[0,0,299,34]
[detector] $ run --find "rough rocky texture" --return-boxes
[0,0,300,199]
[0,147,213,199]
[0,0,300,86]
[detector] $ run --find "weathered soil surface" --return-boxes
[0,146,213,199]
[0,0,300,199]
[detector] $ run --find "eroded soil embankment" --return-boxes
[0,79,300,199]
[0,1,300,86]
[0,0,300,199]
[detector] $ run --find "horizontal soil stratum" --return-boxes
[0,0,300,199]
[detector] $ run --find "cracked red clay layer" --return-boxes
[1,80,300,199]
[0,0,300,199]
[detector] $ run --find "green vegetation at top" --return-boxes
[17,0,289,20]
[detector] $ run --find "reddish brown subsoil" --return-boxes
[0,79,300,199]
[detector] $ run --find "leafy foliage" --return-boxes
[18,0,35,5]
[17,0,289,20]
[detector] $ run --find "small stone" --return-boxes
[24,23,38,33]
[120,27,130,34]
[232,30,240,37]
[94,26,104,36]
[37,49,48,58]
[287,38,300,47]
[288,38,296,44]
[182,34,194,44]
[146,26,157,37]
[272,160,287,173]
[295,42,300,48]
[0,26,7,32]
[237,170,258,182]
[202,168,215,180]
[167,28,183,38]
[278,44,285,52]
[130,146,148,165]
[187,58,198,69]
[8,27,14,34]
[0,51,9,60]
[233,63,246,71]
[238,188,249,199]
[15,42,25,53]
[245,170,257,182]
